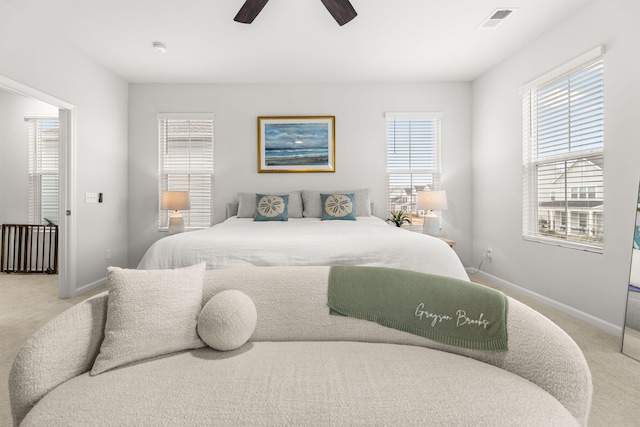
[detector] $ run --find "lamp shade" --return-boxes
[161,191,190,211]
[417,190,448,211]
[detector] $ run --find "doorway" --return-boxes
[0,74,76,299]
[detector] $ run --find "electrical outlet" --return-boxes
[106,249,111,260]
[486,247,493,259]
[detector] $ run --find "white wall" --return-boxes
[0,90,58,224]
[472,0,640,330]
[0,2,129,292]
[128,83,472,268]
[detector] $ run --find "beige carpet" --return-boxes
[0,274,106,426]
[470,273,640,427]
[1,273,639,426]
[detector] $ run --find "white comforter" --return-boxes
[137,217,468,281]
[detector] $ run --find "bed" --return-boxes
[139,189,468,280]
[137,215,468,281]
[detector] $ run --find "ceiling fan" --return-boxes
[234,0,357,26]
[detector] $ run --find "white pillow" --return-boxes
[237,191,303,218]
[91,263,207,375]
[302,189,371,217]
[197,290,257,351]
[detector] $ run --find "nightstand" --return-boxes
[438,237,456,251]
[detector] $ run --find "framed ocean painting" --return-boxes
[258,116,335,173]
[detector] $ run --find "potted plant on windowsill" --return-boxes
[386,211,412,228]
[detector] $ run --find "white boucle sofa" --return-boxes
[10,266,592,426]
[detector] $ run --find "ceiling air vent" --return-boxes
[479,8,517,29]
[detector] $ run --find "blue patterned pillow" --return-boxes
[321,193,356,221]
[254,194,289,221]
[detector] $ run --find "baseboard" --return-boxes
[467,268,622,336]
[74,277,106,297]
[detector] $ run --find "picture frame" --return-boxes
[258,116,335,173]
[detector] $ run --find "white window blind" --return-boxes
[385,112,442,221]
[522,49,604,252]
[27,116,59,225]
[158,114,214,230]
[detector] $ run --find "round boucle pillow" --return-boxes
[197,290,257,351]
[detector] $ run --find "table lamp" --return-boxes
[417,190,448,235]
[161,191,190,235]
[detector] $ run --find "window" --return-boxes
[571,188,579,199]
[522,47,604,251]
[158,114,214,230]
[385,112,442,223]
[578,212,588,231]
[27,116,59,225]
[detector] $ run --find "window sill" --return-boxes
[522,235,603,254]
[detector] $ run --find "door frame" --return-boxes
[0,74,76,298]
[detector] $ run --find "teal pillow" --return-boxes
[321,193,356,221]
[254,194,289,221]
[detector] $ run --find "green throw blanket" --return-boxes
[328,266,508,351]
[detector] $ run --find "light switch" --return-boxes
[85,192,98,204]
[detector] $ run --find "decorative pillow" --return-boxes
[254,194,289,221]
[237,191,303,218]
[321,193,357,221]
[302,188,371,217]
[90,263,207,376]
[197,290,257,351]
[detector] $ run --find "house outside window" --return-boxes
[26,116,59,225]
[385,112,442,225]
[579,212,588,231]
[158,114,214,230]
[522,47,604,252]
[571,188,579,199]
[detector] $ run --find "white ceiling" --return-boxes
[5,0,592,83]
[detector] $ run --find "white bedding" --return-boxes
[137,216,468,281]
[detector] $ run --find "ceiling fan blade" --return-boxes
[320,0,357,26]
[234,0,269,24]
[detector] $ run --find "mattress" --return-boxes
[137,216,468,281]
